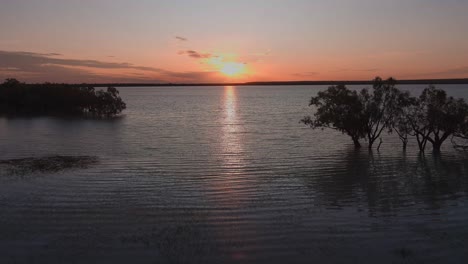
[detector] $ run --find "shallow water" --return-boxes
[0,85,467,263]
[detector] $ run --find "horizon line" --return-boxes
[9,77,468,87]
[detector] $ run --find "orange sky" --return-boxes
[1,0,468,83]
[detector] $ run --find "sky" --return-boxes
[1,0,468,83]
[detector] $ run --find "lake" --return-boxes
[1,85,468,263]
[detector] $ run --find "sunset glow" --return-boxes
[220,62,247,77]
[1,1,468,83]
[2,2,468,263]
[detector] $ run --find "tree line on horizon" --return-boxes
[302,77,468,152]
[0,79,126,117]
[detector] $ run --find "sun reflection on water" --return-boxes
[222,86,243,166]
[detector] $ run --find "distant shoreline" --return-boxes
[68,78,468,87]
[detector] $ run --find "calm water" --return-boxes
[1,85,468,263]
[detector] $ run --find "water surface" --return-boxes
[1,85,467,263]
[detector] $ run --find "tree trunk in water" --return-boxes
[377,138,383,151]
[353,138,361,149]
[368,137,375,150]
[432,141,442,153]
[416,134,426,152]
[418,141,426,152]
[402,140,407,151]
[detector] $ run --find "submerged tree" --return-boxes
[391,91,415,150]
[301,84,367,148]
[403,87,468,152]
[415,86,468,152]
[360,77,404,149]
[0,79,126,117]
[406,99,432,152]
[302,77,405,149]
[92,87,127,117]
[452,122,468,150]
[302,78,468,153]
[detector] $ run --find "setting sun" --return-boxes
[2,1,468,263]
[220,62,247,77]
[205,56,249,79]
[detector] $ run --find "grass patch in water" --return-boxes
[0,155,98,175]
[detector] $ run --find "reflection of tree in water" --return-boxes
[298,148,468,216]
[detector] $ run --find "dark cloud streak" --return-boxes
[0,50,167,73]
[0,50,220,83]
[178,50,213,59]
[175,36,188,41]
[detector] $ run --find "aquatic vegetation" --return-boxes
[302,77,468,152]
[0,79,126,117]
[0,155,98,175]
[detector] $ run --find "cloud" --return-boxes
[178,50,213,59]
[175,36,188,41]
[0,50,222,83]
[0,67,20,71]
[0,50,168,73]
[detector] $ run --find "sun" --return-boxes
[205,55,249,78]
[219,62,247,77]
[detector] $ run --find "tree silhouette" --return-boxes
[391,91,415,150]
[0,79,126,117]
[301,84,367,148]
[302,78,468,152]
[415,86,468,152]
[453,126,468,150]
[360,77,405,149]
[302,77,404,149]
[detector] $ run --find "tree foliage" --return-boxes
[360,77,406,149]
[301,84,367,148]
[409,86,468,152]
[390,91,415,150]
[453,123,468,150]
[0,79,126,117]
[302,77,468,152]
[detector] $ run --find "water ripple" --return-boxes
[0,85,468,263]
